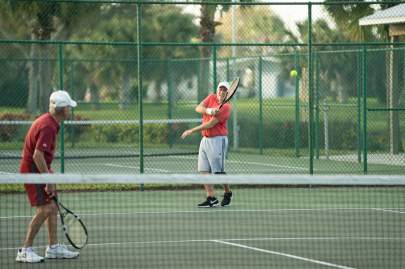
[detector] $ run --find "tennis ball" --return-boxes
[290,69,298,78]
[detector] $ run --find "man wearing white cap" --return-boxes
[181,82,233,208]
[16,91,79,263]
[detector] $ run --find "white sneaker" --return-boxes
[16,248,44,263]
[45,243,79,259]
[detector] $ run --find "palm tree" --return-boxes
[0,1,95,113]
[197,0,254,101]
[325,0,403,153]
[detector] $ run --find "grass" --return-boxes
[0,97,402,121]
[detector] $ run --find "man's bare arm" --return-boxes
[181,118,219,139]
[33,149,49,173]
[33,149,56,196]
[196,102,219,116]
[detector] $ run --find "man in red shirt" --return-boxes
[181,81,233,207]
[16,91,79,263]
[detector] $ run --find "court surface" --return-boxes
[1,149,404,175]
[1,187,404,269]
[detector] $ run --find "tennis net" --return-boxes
[1,174,405,269]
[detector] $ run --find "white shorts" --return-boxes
[198,136,228,173]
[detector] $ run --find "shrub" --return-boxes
[0,113,31,142]
[237,117,387,151]
[65,114,91,143]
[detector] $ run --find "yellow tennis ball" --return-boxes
[290,69,298,77]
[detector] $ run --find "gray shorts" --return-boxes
[198,136,228,173]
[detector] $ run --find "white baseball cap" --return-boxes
[217,81,230,91]
[49,90,77,108]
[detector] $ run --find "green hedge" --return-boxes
[0,113,30,142]
[0,112,391,151]
[237,117,385,151]
[66,120,198,146]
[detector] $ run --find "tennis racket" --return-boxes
[219,77,240,109]
[53,196,88,249]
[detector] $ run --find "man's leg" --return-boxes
[45,201,58,246]
[203,171,214,197]
[223,184,230,193]
[198,138,218,207]
[23,204,54,248]
[44,199,79,259]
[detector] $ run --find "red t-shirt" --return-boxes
[20,113,60,169]
[201,94,232,137]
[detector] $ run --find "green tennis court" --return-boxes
[2,144,405,175]
[1,187,404,269]
[1,152,405,175]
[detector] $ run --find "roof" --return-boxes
[359,3,405,26]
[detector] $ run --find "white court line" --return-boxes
[212,240,355,269]
[171,155,310,171]
[227,160,309,171]
[372,208,405,214]
[1,207,396,220]
[1,237,403,252]
[104,163,170,173]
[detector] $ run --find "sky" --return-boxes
[270,1,329,34]
[182,0,331,36]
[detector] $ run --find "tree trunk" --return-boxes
[119,64,132,109]
[336,72,348,103]
[90,82,100,110]
[154,80,163,103]
[39,45,53,113]
[27,41,40,114]
[27,43,54,114]
[198,58,210,102]
[198,5,217,102]
[387,38,402,154]
[27,5,55,114]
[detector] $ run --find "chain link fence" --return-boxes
[0,1,404,175]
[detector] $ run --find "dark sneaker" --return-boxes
[221,192,233,207]
[198,196,219,208]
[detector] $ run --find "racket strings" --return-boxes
[64,214,87,248]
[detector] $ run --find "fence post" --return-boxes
[322,100,330,160]
[357,50,362,163]
[314,51,320,159]
[212,45,217,91]
[167,59,173,147]
[294,51,301,158]
[196,58,200,103]
[70,62,75,149]
[308,2,314,174]
[58,43,65,173]
[226,58,233,147]
[137,3,144,190]
[362,46,368,174]
[258,56,263,154]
